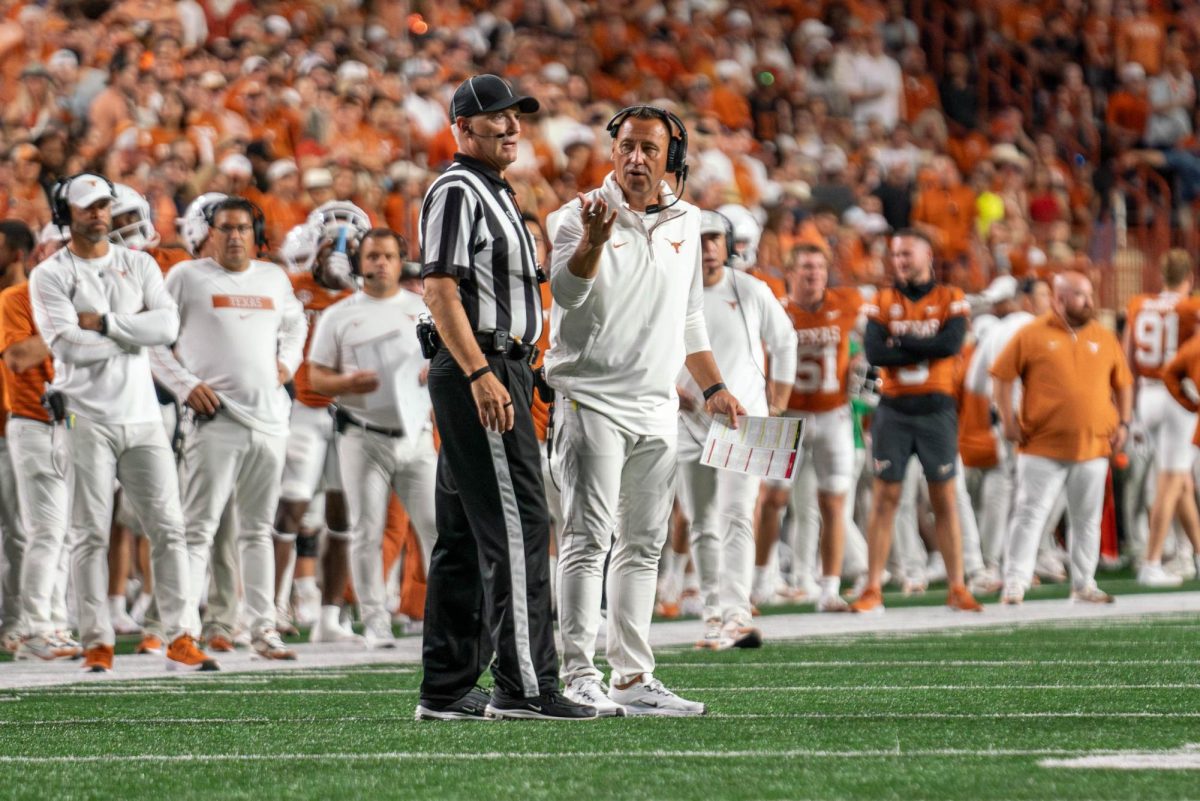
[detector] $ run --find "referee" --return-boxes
[416,74,594,722]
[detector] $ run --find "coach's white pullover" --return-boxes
[677,268,797,426]
[150,258,306,437]
[965,310,1035,402]
[545,173,711,436]
[30,244,179,425]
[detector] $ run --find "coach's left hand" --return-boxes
[706,389,746,430]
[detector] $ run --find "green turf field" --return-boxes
[0,615,1197,801]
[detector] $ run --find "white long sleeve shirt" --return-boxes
[965,310,1035,400]
[30,244,179,425]
[677,269,797,440]
[545,172,711,436]
[149,258,306,436]
[308,289,431,435]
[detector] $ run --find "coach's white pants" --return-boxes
[0,436,27,636]
[338,426,437,628]
[892,457,929,580]
[555,402,675,686]
[8,420,71,636]
[676,457,759,622]
[68,417,196,647]
[1005,454,1108,592]
[965,456,1013,571]
[180,415,285,639]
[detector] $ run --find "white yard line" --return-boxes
[654,659,1200,667]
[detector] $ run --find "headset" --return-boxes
[203,196,268,250]
[702,209,736,264]
[606,105,690,212]
[51,173,117,229]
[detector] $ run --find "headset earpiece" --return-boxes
[51,173,117,229]
[205,197,269,250]
[606,105,689,180]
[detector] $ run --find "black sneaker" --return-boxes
[414,687,491,721]
[485,689,600,721]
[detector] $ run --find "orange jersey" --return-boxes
[530,282,552,441]
[290,272,352,408]
[786,287,863,413]
[0,283,53,424]
[1164,335,1200,445]
[148,245,190,275]
[956,343,998,469]
[1124,291,1200,381]
[866,284,969,399]
[746,267,788,304]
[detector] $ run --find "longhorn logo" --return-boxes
[667,239,684,253]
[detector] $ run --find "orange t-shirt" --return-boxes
[746,267,787,304]
[912,184,976,260]
[1164,335,1200,444]
[991,313,1132,461]
[956,342,999,469]
[290,272,352,408]
[1119,15,1166,74]
[866,284,969,399]
[786,287,863,413]
[903,74,941,122]
[0,283,53,424]
[1106,91,1150,139]
[148,245,190,276]
[530,282,553,441]
[1125,291,1200,381]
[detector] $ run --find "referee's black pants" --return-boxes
[420,349,559,704]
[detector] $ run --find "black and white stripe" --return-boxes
[420,155,542,345]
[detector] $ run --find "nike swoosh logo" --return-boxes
[612,242,628,249]
[529,704,543,712]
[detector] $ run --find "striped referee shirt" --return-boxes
[419,154,543,345]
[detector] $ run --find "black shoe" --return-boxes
[414,687,491,721]
[485,689,600,721]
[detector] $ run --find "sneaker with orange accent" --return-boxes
[165,635,220,672]
[204,633,236,652]
[849,586,884,614]
[655,600,681,619]
[82,644,114,673]
[136,634,164,655]
[946,584,984,612]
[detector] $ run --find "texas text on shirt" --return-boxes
[545,171,709,435]
[29,243,179,424]
[863,281,970,411]
[148,256,306,436]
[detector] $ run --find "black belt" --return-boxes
[474,330,538,363]
[342,413,405,439]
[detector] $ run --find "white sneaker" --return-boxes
[563,677,627,717]
[363,617,397,649]
[695,617,730,650]
[1137,562,1184,588]
[900,575,928,596]
[609,674,706,717]
[925,552,947,584]
[129,593,152,627]
[816,593,850,612]
[1034,550,1068,583]
[1000,583,1025,605]
[968,565,1004,596]
[293,583,322,627]
[111,609,141,636]
[15,634,78,661]
[678,589,703,617]
[1070,583,1114,604]
[252,629,298,661]
[55,631,83,657]
[310,615,364,644]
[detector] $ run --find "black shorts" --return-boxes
[871,403,958,483]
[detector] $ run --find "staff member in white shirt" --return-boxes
[30,173,216,673]
[677,210,796,651]
[547,105,744,716]
[150,197,307,661]
[307,228,437,649]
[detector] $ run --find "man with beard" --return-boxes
[991,271,1133,605]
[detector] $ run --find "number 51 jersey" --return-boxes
[865,284,969,399]
[786,286,865,412]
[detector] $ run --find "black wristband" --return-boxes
[468,366,492,383]
[702,382,726,401]
[99,314,109,337]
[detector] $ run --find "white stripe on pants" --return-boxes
[1005,454,1108,592]
[676,457,759,622]
[337,426,437,628]
[179,415,285,639]
[67,417,195,647]
[7,419,70,636]
[0,436,27,636]
[555,402,675,686]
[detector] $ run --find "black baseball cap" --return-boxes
[449,74,539,123]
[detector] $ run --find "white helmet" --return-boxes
[177,192,229,256]
[281,223,320,275]
[718,203,762,268]
[307,200,371,252]
[109,183,160,251]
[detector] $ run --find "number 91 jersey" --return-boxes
[1125,291,1200,381]
[865,284,968,399]
[786,286,864,412]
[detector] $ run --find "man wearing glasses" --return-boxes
[150,197,307,661]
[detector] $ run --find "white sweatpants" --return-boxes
[676,456,759,623]
[0,436,27,636]
[965,457,1013,571]
[179,415,285,639]
[1005,454,1108,592]
[68,417,196,647]
[7,419,70,636]
[555,402,675,686]
[337,426,437,628]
